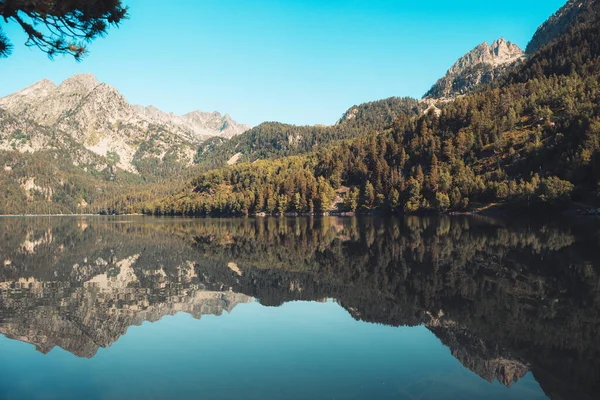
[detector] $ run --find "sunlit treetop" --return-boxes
[0,0,127,60]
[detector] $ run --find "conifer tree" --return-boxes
[0,0,127,59]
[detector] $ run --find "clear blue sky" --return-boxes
[0,0,566,126]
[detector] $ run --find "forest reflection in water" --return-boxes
[0,215,599,400]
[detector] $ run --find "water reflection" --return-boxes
[0,216,599,399]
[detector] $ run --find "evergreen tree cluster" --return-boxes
[193,97,424,171]
[0,0,127,59]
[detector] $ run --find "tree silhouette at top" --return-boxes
[0,0,127,60]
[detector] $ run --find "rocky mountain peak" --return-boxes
[58,73,100,93]
[22,78,57,95]
[423,38,524,101]
[135,106,251,139]
[447,38,524,76]
[89,81,124,100]
[491,38,509,56]
[492,38,523,61]
[0,73,250,176]
[0,78,56,110]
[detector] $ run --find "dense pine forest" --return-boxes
[143,1,600,216]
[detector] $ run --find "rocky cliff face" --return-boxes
[423,38,524,101]
[526,0,593,54]
[0,74,249,174]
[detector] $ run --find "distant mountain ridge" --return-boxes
[0,74,249,141]
[132,105,250,139]
[0,74,250,214]
[0,74,249,174]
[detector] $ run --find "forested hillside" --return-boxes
[193,97,424,171]
[0,72,253,215]
[0,88,424,214]
[148,0,600,216]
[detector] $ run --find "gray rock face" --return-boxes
[423,38,524,101]
[448,39,523,75]
[0,74,250,173]
[132,105,250,140]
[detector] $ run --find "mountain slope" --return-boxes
[0,74,249,175]
[0,74,251,214]
[193,97,425,171]
[423,38,524,101]
[526,0,593,54]
[151,0,600,216]
[0,105,136,212]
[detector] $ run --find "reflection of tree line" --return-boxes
[0,216,599,399]
[183,216,599,399]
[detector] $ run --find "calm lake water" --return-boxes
[0,215,598,400]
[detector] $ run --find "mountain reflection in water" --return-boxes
[0,215,598,400]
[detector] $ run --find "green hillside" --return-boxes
[193,97,424,170]
[149,1,600,216]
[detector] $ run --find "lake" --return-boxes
[0,215,598,400]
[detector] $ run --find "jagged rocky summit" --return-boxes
[0,73,250,174]
[423,38,524,102]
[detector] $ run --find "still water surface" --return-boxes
[0,216,598,399]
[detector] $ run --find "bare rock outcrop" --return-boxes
[423,38,524,101]
[0,74,249,174]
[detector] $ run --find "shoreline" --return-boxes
[1,205,598,218]
[0,213,145,218]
